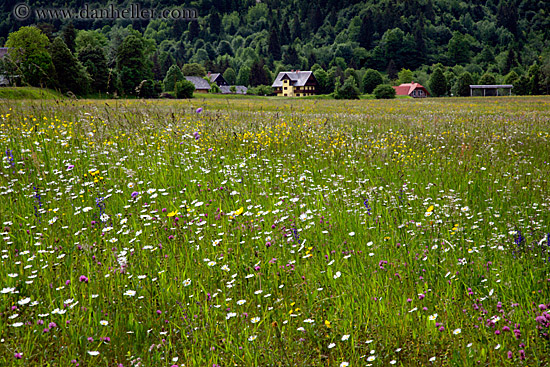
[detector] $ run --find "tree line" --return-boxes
[1,0,549,97]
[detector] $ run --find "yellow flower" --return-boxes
[167,210,179,217]
[325,320,331,328]
[234,207,244,216]
[426,205,434,212]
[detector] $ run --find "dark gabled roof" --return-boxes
[209,73,226,83]
[185,76,211,90]
[272,71,315,87]
[220,85,248,94]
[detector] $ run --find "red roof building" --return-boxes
[392,82,430,98]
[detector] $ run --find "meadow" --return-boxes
[0,96,549,366]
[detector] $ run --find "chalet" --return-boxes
[272,70,318,97]
[208,72,228,86]
[184,76,211,93]
[393,82,430,98]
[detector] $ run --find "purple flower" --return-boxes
[539,304,547,310]
[196,107,203,113]
[507,351,513,359]
[14,353,22,359]
[79,275,88,283]
[49,322,57,329]
[131,191,139,198]
[67,164,74,171]
[419,294,425,300]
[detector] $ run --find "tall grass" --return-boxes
[0,96,549,366]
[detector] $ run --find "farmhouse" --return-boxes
[272,70,318,97]
[393,82,430,98]
[184,76,211,93]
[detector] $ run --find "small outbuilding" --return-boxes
[469,85,513,96]
[393,82,430,98]
[219,85,248,94]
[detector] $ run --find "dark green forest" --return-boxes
[1,0,549,97]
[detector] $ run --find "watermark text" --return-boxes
[13,3,198,21]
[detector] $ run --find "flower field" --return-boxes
[1,96,549,366]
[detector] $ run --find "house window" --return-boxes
[297,94,300,96]
[283,86,287,90]
[284,93,287,96]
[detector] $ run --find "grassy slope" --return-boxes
[0,87,65,100]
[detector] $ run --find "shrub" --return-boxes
[137,79,161,98]
[362,69,383,94]
[373,84,396,99]
[335,76,360,99]
[248,85,272,96]
[175,79,195,98]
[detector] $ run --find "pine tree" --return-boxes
[62,22,76,53]
[429,66,447,97]
[280,21,290,45]
[358,14,373,49]
[268,27,282,60]
[386,59,398,80]
[116,34,151,95]
[455,71,474,97]
[237,66,251,86]
[503,48,517,75]
[283,45,299,67]
[223,67,237,85]
[163,64,184,92]
[497,0,518,36]
[78,45,108,92]
[447,31,471,65]
[210,12,221,35]
[50,37,90,94]
[249,58,270,86]
[188,21,200,41]
[291,14,301,40]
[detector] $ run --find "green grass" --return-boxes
[0,87,65,100]
[0,96,549,366]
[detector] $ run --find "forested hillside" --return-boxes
[1,0,549,96]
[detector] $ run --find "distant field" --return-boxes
[0,97,549,366]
